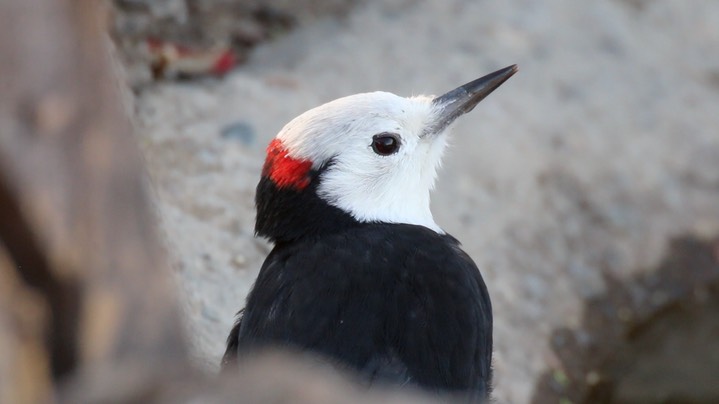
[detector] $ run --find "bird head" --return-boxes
[256,65,517,241]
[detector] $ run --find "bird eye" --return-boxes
[371,133,401,156]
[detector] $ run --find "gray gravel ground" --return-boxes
[134,1,719,402]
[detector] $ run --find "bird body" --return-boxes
[223,65,517,401]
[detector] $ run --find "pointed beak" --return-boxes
[428,64,518,135]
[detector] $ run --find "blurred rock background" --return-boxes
[112,0,719,402]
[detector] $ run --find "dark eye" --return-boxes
[371,133,401,156]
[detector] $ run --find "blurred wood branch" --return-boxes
[0,0,187,400]
[0,1,439,403]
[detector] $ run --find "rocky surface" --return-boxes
[131,1,719,402]
[111,0,360,85]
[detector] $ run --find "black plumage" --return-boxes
[223,173,493,400]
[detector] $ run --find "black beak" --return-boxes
[428,64,518,135]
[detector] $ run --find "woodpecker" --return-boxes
[222,65,517,401]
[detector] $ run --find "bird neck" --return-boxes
[254,174,359,243]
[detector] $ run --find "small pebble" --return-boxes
[201,305,220,322]
[232,253,247,268]
[221,121,256,145]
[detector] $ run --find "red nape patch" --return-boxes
[263,139,313,190]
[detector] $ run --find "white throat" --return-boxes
[317,170,443,233]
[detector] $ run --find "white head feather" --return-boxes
[276,91,450,233]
